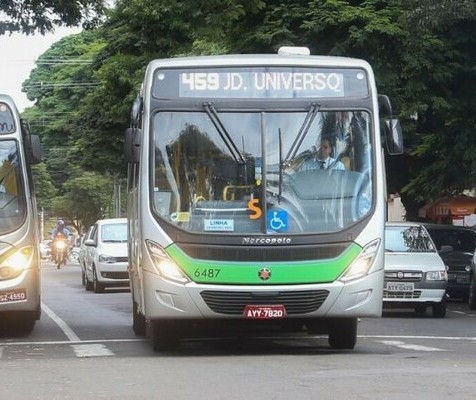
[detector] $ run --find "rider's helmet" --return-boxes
[56,219,65,231]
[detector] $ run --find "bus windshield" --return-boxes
[0,140,25,233]
[152,109,372,235]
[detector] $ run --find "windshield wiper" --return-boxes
[283,103,320,165]
[203,102,246,165]
[278,128,283,204]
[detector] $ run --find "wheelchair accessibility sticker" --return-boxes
[267,210,288,232]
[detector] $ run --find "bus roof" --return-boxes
[0,93,16,105]
[145,53,373,71]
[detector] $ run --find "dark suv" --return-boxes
[423,223,476,301]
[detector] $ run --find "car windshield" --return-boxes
[101,223,127,242]
[385,225,436,252]
[152,109,373,235]
[426,228,476,253]
[0,139,26,234]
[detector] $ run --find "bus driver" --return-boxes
[299,137,346,171]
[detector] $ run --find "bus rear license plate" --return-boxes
[0,288,27,303]
[386,282,414,292]
[243,305,286,319]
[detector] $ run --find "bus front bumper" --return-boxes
[141,268,383,321]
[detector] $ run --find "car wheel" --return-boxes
[93,268,105,293]
[468,279,476,310]
[328,317,357,350]
[432,297,447,318]
[132,299,146,336]
[85,270,93,291]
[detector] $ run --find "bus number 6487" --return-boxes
[194,268,220,279]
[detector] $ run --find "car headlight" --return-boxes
[146,240,189,283]
[0,245,34,280]
[339,239,380,282]
[426,271,447,281]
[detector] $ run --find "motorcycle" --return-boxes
[52,236,69,269]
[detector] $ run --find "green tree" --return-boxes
[0,0,106,35]
[51,171,114,234]
[23,30,106,188]
[31,162,57,210]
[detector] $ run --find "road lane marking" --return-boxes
[378,340,446,352]
[361,335,476,341]
[0,338,146,346]
[71,343,114,357]
[41,302,80,341]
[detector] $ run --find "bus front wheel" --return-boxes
[151,320,181,352]
[328,317,358,350]
[132,299,146,336]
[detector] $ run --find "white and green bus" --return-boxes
[124,47,403,351]
[0,94,42,334]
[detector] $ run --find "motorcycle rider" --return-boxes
[50,219,72,263]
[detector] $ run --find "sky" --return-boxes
[0,27,81,112]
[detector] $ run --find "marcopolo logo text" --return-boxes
[242,237,292,245]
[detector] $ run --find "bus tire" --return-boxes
[328,317,357,350]
[3,313,36,336]
[151,320,180,352]
[132,299,146,336]
[468,279,476,310]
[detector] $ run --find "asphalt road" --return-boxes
[0,260,475,400]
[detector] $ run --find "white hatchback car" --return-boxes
[384,222,448,317]
[83,218,129,293]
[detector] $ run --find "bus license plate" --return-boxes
[0,288,27,303]
[386,282,414,292]
[243,305,286,319]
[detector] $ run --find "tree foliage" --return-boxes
[51,171,114,234]
[0,0,106,35]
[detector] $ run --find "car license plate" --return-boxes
[0,288,27,304]
[386,282,414,292]
[243,305,286,319]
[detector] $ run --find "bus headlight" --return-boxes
[0,246,33,280]
[146,240,190,283]
[339,239,380,282]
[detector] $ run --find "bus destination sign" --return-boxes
[152,67,368,99]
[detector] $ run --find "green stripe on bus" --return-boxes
[165,243,362,285]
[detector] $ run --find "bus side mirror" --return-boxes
[28,135,42,164]
[384,119,404,155]
[378,94,392,117]
[124,127,140,163]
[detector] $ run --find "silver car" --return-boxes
[384,222,448,317]
[78,226,93,287]
[83,218,129,293]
